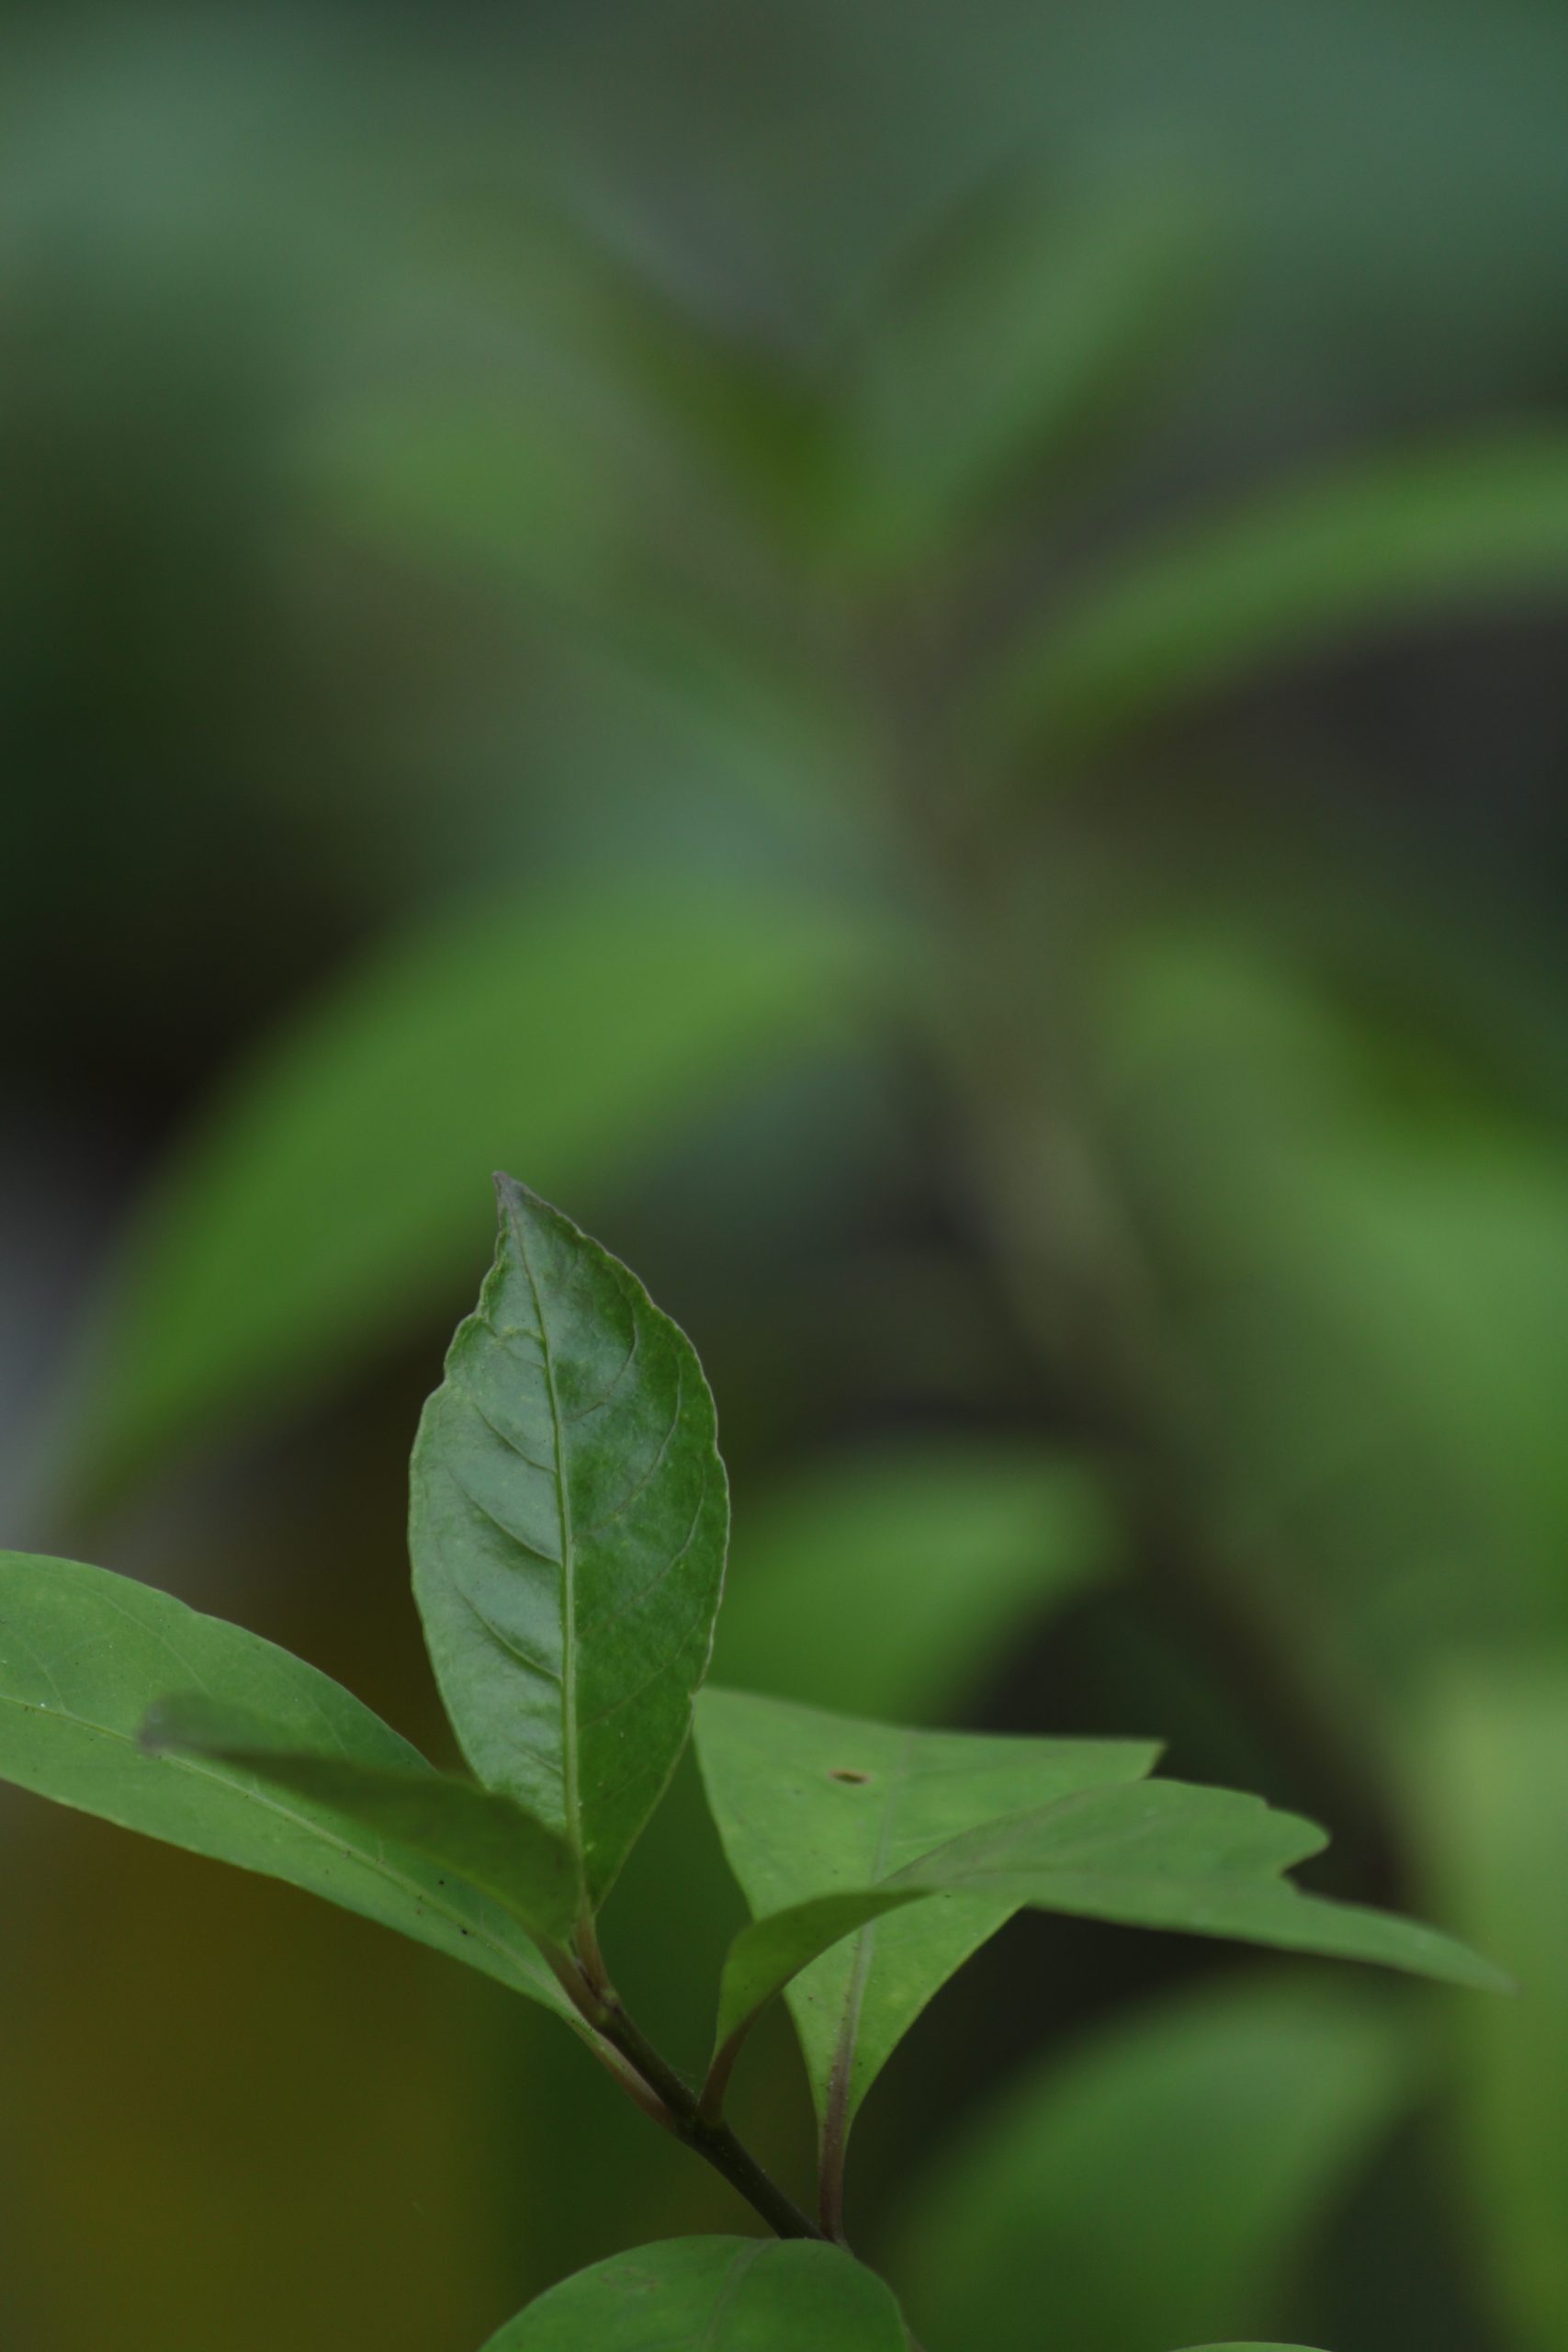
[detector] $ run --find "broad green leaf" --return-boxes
[713,1444,1113,1724]
[987,433,1568,758]
[412,1178,728,1919]
[694,1687,1158,2142]
[141,1695,577,1955]
[890,1977,1413,2352]
[844,177,1213,578]
[479,2236,908,2352]
[1422,1670,1568,2352]
[701,1753,1496,2122]
[62,886,865,1509]
[0,1550,573,2021]
[886,1779,1507,1990]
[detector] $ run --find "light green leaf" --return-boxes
[886,1778,1507,1991]
[693,1687,1158,2145]
[890,1977,1413,2352]
[1422,1669,1568,2352]
[0,1550,573,2020]
[62,886,865,1508]
[412,1178,728,1919]
[987,433,1568,758]
[141,1695,578,1956]
[845,176,1212,579]
[479,2237,908,2352]
[713,1443,1113,1724]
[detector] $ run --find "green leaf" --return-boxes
[845,176,1213,578]
[412,1178,728,1919]
[712,1443,1113,1724]
[889,1977,1413,2352]
[62,885,865,1509]
[0,1550,574,2021]
[141,1695,578,1956]
[987,433,1568,759]
[479,2237,908,2351]
[884,1778,1508,1991]
[693,1687,1159,2145]
[1421,1669,1568,2352]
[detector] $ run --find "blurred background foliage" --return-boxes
[5,4,1568,2348]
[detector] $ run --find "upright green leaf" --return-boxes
[713,1444,1113,1724]
[61,886,866,1509]
[0,1550,573,2019]
[987,433,1568,759]
[1422,1669,1568,2352]
[890,1978,1413,2352]
[479,2237,908,2351]
[412,1179,728,1919]
[694,1687,1158,2146]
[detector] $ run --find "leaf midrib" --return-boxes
[506,1190,584,1915]
[822,1725,918,2149]
[0,1686,571,2018]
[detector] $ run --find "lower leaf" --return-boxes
[478,2237,909,2350]
[0,1550,574,2019]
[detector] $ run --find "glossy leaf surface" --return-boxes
[890,1976,1413,2352]
[0,1551,572,2018]
[142,1695,578,1953]
[480,2237,908,2351]
[694,1687,1158,2136]
[412,1179,728,1917]
[64,887,863,1507]
[989,433,1568,758]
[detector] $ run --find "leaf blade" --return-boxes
[987,433,1568,760]
[0,1549,573,2018]
[141,1696,579,1954]
[62,887,865,1509]
[889,1977,1412,2352]
[412,1178,728,1916]
[479,2237,908,2352]
[694,1687,1159,2143]
[893,1779,1508,1992]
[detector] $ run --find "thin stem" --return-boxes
[559,1958,825,2242]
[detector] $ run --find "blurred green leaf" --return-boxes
[412,1178,728,1917]
[0,1549,572,2019]
[844,177,1213,579]
[889,1978,1416,2352]
[713,1443,1113,1723]
[480,2236,908,2350]
[1422,1670,1568,2352]
[694,1687,1157,2146]
[142,1694,579,1955]
[62,885,870,1508]
[987,434,1568,758]
[1099,927,1568,1672]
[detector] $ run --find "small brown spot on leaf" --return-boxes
[829,1768,871,1784]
